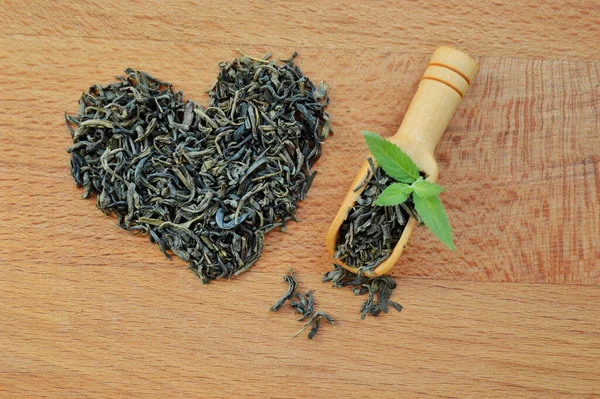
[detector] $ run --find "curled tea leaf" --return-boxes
[270,267,297,312]
[290,291,315,321]
[323,264,403,318]
[293,310,335,340]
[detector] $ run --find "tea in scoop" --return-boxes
[325,47,478,277]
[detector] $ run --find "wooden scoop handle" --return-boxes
[391,47,478,156]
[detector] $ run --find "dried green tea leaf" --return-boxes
[293,311,335,340]
[290,291,315,321]
[323,264,403,318]
[333,159,412,274]
[270,268,298,312]
[66,54,331,283]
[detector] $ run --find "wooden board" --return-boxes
[1,1,599,398]
[3,0,600,60]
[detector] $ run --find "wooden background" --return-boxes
[1,1,599,397]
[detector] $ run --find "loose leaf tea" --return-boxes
[271,268,335,339]
[323,264,402,319]
[333,157,414,274]
[290,291,314,321]
[293,311,335,339]
[66,53,331,283]
[270,267,298,312]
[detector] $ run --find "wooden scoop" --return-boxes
[325,47,478,277]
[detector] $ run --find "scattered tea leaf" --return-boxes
[270,267,298,312]
[293,310,335,340]
[323,264,403,318]
[271,269,335,340]
[290,291,315,321]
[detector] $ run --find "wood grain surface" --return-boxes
[1,1,599,398]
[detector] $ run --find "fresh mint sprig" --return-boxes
[362,131,454,251]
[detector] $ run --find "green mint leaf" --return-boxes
[362,131,420,183]
[412,194,454,250]
[411,180,445,198]
[374,183,413,206]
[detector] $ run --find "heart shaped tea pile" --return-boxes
[66,53,331,282]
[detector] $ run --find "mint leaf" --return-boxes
[374,183,413,206]
[412,194,454,250]
[362,131,420,183]
[412,180,445,198]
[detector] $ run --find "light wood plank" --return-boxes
[1,5,600,398]
[1,0,599,61]
[0,264,599,398]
